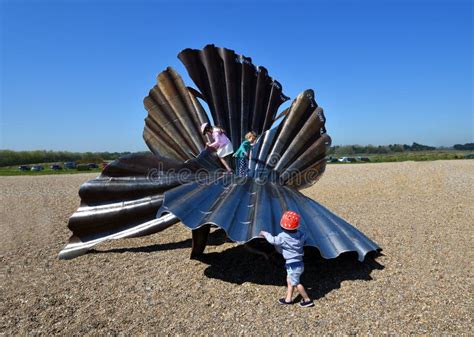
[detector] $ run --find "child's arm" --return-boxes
[259,231,284,248]
[208,132,224,148]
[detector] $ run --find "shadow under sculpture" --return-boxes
[59,44,381,264]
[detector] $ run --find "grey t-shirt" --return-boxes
[262,230,306,264]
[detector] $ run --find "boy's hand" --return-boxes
[259,231,266,237]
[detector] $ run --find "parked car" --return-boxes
[87,163,99,169]
[358,157,370,162]
[18,165,30,171]
[338,157,358,163]
[76,164,90,171]
[64,162,76,169]
[31,165,44,171]
[50,164,63,170]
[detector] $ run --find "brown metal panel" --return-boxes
[144,95,192,159]
[143,68,209,161]
[143,119,188,160]
[279,133,332,182]
[157,70,202,153]
[147,77,197,155]
[284,156,328,189]
[265,90,315,168]
[273,106,326,173]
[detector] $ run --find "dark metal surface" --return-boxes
[59,152,215,259]
[59,148,227,259]
[178,44,290,144]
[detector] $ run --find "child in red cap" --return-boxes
[259,211,314,307]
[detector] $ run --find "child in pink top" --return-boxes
[201,123,234,172]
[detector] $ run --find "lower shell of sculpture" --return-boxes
[59,154,380,261]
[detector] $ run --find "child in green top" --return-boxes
[233,131,257,176]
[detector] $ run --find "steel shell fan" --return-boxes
[59,44,380,261]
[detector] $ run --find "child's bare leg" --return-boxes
[296,284,311,302]
[285,277,294,302]
[219,157,232,172]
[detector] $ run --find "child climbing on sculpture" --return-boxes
[233,131,257,176]
[259,211,314,307]
[201,123,234,173]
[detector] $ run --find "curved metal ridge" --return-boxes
[58,214,178,260]
[247,90,331,189]
[178,44,290,144]
[58,151,229,259]
[143,67,210,161]
[159,177,380,262]
[59,153,191,259]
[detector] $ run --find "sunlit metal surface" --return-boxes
[247,90,330,189]
[159,176,378,262]
[59,45,380,260]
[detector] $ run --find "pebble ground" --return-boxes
[1,160,472,334]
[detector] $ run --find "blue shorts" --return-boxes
[285,262,304,286]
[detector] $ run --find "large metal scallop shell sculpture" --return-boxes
[59,44,380,261]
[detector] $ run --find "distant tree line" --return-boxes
[453,143,474,151]
[329,142,468,155]
[0,150,150,167]
[1,142,472,167]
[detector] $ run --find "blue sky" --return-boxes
[1,0,472,151]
